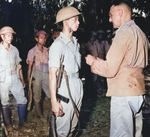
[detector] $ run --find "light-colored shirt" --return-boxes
[0,43,21,71]
[49,32,81,75]
[26,45,49,73]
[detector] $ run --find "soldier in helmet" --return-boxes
[49,6,83,137]
[0,26,27,135]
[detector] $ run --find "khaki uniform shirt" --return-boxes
[92,20,149,96]
[26,45,49,73]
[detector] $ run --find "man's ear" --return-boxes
[63,20,67,25]
[1,35,4,41]
[35,37,38,42]
[118,9,123,17]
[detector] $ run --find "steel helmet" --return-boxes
[55,6,81,24]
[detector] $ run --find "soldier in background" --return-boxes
[80,31,100,97]
[26,30,50,120]
[0,26,27,135]
[96,29,111,94]
[96,29,110,60]
[105,29,113,45]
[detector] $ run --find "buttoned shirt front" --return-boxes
[92,20,149,96]
[26,45,49,73]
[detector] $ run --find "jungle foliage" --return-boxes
[0,0,149,62]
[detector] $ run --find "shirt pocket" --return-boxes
[10,53,16,65]
[64,50,77,73]
[0,53,9,67]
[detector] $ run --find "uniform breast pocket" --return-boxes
[64,51,77,71]
[0,54,9,66]
[10,54,16,65]
[66,50,75,62]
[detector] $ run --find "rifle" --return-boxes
[49,55,69,137]
[0,102,8,137]
[27,56,35,111]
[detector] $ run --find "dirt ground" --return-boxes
[4,64,150,137]
[6,80,110,137]
[7,93,110,137]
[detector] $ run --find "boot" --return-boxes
[17,104,27,126]
[2,105,13,135]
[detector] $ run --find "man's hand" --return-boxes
[21,79,26,88]
[85,54,96,66]
[51,100,64,117]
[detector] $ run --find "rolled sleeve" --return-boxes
[15,48,22,64]
[49,41,64,68]
[26,49,34,63]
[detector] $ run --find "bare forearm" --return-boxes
[49,68,57,102]
[27,68,31,82]
[49,67,64,116]
[27,61,32,82]
[19,69,24,81]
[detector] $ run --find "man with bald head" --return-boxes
[85,1,149,137]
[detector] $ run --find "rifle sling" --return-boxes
[63,71,79,119]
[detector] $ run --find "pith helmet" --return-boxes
[55,6,81,24]
[0,26,16,35]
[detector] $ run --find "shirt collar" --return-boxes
[59,32,77,45]
[35,44,47,53]
[0,43,13,51]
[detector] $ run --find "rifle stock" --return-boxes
[27,56,35,111]
[0,102,8,137]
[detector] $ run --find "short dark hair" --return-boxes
[112,0,133,14]
[113,0,133,9]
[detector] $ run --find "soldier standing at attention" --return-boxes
[49,6,83,137]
